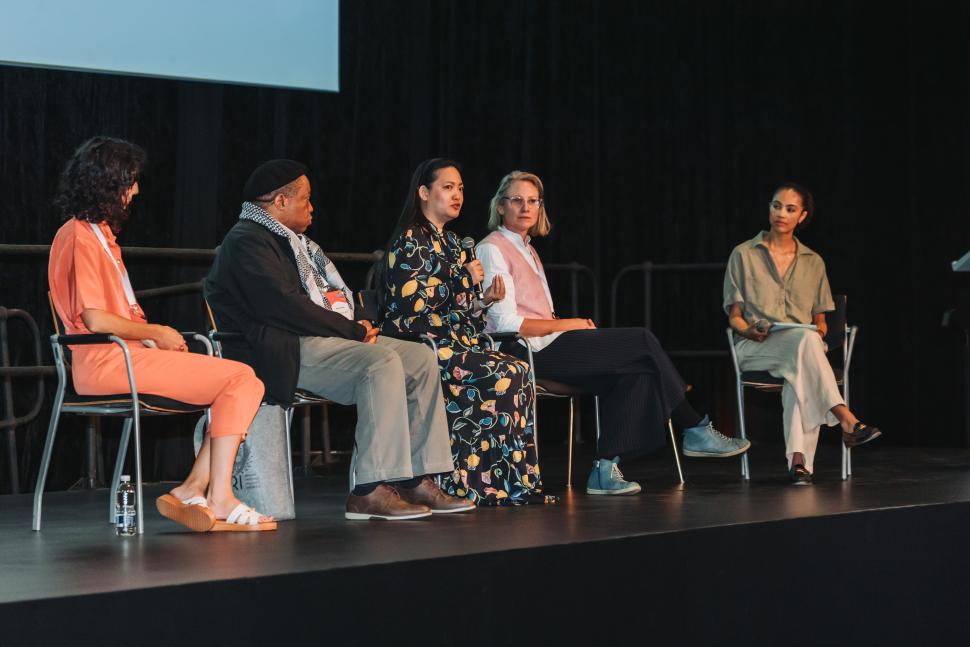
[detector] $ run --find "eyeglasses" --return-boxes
[501,196,543,208]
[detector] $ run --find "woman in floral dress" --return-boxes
[379,158,549,505]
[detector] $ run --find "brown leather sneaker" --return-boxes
[345,484,432,520]
[392,477,476,514]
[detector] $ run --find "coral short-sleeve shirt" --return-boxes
[48,218,146,337]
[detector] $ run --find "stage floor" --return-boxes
[4,442,970,608]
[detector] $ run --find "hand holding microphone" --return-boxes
[460,237,486,302]
[464,259,485,286]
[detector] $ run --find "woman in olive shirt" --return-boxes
[723,183,881,484]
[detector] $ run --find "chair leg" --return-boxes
[32,386,66,531]
[594,395,601,445]
[736,380,750,481]
[301,407,311,474]
[284,408,294,501]
[132,410,145,535]
[841,374,852,479]
[668,419,685,484]
[567,396,575,488]
[82,416,99,489]
[322,402,334,464]
[109,418,133,524]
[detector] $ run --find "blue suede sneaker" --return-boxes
[586,457,641,495]
[682,415,751,457]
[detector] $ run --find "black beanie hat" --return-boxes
[242,159,309,201]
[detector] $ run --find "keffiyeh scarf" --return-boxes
[240,201,353,319]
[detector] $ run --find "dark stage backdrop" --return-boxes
[2,0,968,493]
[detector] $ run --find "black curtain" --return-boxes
[2,0,968,493]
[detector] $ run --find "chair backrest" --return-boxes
[203,297,219,332]
[47,291,63,335]
[46,291,72,368]
[824,294,848,356]
[355,289,382,324]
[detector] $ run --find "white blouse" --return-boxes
[477,226,562,352]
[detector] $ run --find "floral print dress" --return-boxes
[381,222,549,505]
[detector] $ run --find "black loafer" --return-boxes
[843,422,882,448]
[789,464,813,486]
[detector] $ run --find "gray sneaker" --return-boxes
[682,416,751,458]
[586,457,642,495]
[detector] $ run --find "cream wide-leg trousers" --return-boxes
[736,328,844,473]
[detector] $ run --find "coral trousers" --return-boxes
[71,343,264,438]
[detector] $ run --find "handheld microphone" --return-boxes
[460,237,485,302]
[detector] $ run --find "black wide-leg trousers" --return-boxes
[516,327,687,458]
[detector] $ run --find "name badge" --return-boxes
[325,289,354,320]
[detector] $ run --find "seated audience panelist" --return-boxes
[723,182,881,485]
[478,170,750,496]
[48,137,273,531]
[205,159,473,520]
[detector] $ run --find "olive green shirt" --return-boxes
[723,231,834,327]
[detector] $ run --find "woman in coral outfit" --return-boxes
[48,136,275,531]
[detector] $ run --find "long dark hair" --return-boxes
[372,158,462,293]
[53,136,147,232]
[386,158,462,251]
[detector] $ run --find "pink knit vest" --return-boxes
[480,231,554,320]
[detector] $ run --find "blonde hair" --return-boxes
[487,170,551,237]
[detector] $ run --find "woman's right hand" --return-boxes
[739,323,769,342]
[464,259,485,286]
[151,325,187,351]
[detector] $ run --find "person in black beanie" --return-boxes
[206,159,474,519]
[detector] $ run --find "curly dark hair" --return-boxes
[53,137,147,231]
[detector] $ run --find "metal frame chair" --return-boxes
[203,299,334,474]
[33,293,213,533]
[726,294,858,481]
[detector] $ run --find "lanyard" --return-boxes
[89,223,140,313]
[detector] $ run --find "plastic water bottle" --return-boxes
[116,475,136,536]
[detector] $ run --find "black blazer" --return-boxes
[204,220,365,404]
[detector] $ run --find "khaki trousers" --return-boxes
[297,335,454,485]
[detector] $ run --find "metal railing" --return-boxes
[0,308,46,494]
[545,262,600,322]
[610,261,727,358]
[0,243,381,265]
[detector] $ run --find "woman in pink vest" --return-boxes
[478,171,750,495]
